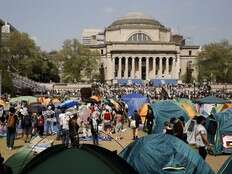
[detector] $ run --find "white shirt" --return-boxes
[195,124,207,147]
[59,113,70,130]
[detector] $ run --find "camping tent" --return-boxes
[212,109,232,155]
[58,100,78,110]
[151,100,189,133]
[121,93,148,117]
[120,133,214,174]
[218,155,232,174]
[195,96,229,104]
[176,99,197,118]
[6,144,137,174]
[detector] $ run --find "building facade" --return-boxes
[82,12,200,85]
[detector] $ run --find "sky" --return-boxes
[0,0,232,51]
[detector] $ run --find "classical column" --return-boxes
[139,57,142,79]
[166,57,169,75]
[131,57,135,79]
[159,57,162,75]
[125,57,128,79]
[153,57,156,77]
[118,57,122,79]
[112,57,115,79]
[146,57,149,80]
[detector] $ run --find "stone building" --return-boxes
[82,12,200,85]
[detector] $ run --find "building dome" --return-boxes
[107,12,168,31]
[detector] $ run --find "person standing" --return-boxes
[115,112,123,140]
[21,108,32,143]
[89,115,100,145]
[36,112,44,137]
[195,116,211,160]
[145,108,154,134]
[6,107,17,150]
[60,111,70,147]
[131,110,141,140]
[69,113,79,147]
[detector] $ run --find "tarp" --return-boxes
[120,134,215,174]
[58,100,78,110]
[151,100,189,133]
[15,144,137,174]
[212,109,232,155]
[121,93,148,117]
[195,96,229,104]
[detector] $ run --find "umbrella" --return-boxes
[139,103,149,123]
[10,96,37,104]
[51,98,60,105]
[28,103,46,114]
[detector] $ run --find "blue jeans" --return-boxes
[92,133,99,145]
[61,129,69,146]
[7,128,16,148]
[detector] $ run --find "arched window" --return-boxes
[128,33,152,42]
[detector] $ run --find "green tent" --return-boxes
[194,96,229,104]
[212,109,232,155]
[151,100,189,133]
[10,96,37,104]
[6,144,137,174]
[120,134,215,174]
[218,155,232,174]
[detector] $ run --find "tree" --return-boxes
[0,32,60,94]
[198,40,232,83]
[59,39,100,82]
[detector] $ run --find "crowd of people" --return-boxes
[0,83,230,165]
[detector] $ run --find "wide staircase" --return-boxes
[11,73,47,94]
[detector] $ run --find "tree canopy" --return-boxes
[198,40,232,83]
[0,32,60,94]
[58,39,100,82]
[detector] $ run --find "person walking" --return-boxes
[6,107,17,150]
[131,110,141,140]
[69,113,79,147]
[60,111,70,147]
[195,116,211,160]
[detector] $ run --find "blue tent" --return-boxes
[212,109,232,155]
[121,93,148,117]
[120,134,215,174]
[58,100,78,110]
[151,100,189,133]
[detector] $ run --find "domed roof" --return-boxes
[107,12,168,31]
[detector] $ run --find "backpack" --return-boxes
[23,115,32,127]
[37,116,44,126]
[7,114,16,128]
